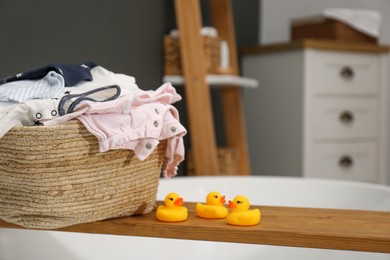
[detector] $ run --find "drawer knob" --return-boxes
[340,66,354,79]
[339,155,354,169]
[339,111,354,124]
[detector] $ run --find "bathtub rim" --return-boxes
[159,175,390,192]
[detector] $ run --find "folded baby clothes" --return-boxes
[0,62,97,87]
[0,71,64,102]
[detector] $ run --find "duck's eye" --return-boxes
[169,198,174,201]
[214,195,218,198]
[237,200,242,204]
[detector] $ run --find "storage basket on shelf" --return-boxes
[186,147,239,175]
[163,35,230,75]
[0,120,166,229]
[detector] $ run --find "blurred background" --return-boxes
[0,0,389,184]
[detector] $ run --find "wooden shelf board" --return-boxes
[1,202,390,253]
[163,75,259,88]
[241,39,390,55]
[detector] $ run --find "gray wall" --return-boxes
[0,0,172,89]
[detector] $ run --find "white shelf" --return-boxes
[163,74,259,88]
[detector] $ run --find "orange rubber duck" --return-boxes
[156,192,188,222]
[196,191,228,219]
[227,195,261,226]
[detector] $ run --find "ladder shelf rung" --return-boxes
[163,74,259,88]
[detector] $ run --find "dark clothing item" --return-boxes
[0,62,97,87]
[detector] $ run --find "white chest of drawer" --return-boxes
[242,40,389,184]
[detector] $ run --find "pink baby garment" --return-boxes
[78,103,186,177]
[44,82,186,177]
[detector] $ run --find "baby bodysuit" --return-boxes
[0,71,64,102]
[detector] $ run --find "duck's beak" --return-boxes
[228,200,237,209]
[220,195,226,204]
[174,197,183,206]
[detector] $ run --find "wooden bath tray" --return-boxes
[0,202,389,253]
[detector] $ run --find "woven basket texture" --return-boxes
[0,120,165,229]
[186,147,239,175]
[163,35,224,75]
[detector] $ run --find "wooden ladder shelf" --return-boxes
[173,0,250,175]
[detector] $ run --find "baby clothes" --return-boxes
[0,71,64,102]
[45,82,180,125]
[52,66,140,110]
[0,62,97,87]
[70,66,140,96]
[78,102,186,177]
[58,85,122,116]
[0,85,122,139]
[0,66,140,138]
[0,99,59,138]
[44,95,134,125]
[133,82,182,105]
[0,62,186,177]
[44,82,186,177]
[50,65,140,116]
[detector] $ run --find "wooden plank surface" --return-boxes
[174,0,219,174]
[210,0,251,175]
[1,202,390,253]
[242,39,390,55]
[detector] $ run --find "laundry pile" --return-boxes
[0,63,186,177]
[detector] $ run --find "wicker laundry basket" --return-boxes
[0,120,166,229]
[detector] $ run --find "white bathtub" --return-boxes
[1,176,390,260]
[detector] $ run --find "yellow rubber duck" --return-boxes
[196,191,228,219]
[156,192,188,222]
[227,195,261,226]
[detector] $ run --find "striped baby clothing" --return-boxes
[0,71,64,102]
